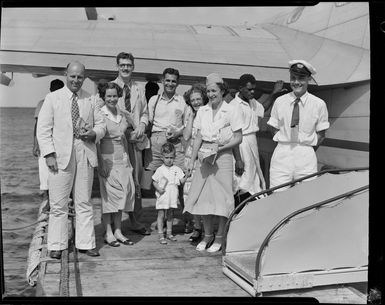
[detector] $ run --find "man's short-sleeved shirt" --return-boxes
[148,93,187,132]
[230,94,264,135]
[194,101,243,143]
[267,91,329,146]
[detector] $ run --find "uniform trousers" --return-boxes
[269,142,317,191]
[47,139,96,251]
[38,155,49,190]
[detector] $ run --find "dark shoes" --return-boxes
[189,229,202,242]
[50,250,62,259]
[184,223,194,234]
[104,239,120,247]
[131,227,151,235]
[78,248,100,257]
[118,238,134,245]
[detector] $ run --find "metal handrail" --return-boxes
[254,184,369,280]
[222,166,368,255]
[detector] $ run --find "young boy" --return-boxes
[152,142,187,244]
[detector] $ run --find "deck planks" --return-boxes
[37,197,366,301]
[39,197,249,297]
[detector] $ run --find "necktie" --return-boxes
[123,84,131,112]
[290,98,300,128]
[71,93,80,138]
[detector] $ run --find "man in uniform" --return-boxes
[267,60,329,190]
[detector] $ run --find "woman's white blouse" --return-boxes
[193,100,243,143]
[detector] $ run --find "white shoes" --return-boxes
[196,235,214,251]
[196,240,208,251]
[206,242,221,253]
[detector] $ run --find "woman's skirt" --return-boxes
[99,159,135,214]
[184,148,234,218]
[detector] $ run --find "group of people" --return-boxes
[34,51,329,259]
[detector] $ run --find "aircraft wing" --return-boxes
[0,5,369,86]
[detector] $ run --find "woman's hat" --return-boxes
[206,73,223,87]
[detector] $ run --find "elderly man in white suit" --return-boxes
[37,61,106,259]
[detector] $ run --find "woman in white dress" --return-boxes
[184,73,243,253]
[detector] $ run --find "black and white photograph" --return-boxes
[0,3,381,303]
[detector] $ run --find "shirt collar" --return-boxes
[160,92,180,103]
[234,92,250,106]
[64,86,82,100]
[101,105,122,122]
[113,77,134,89]
[206,99,231,113]
[290,91,308,106]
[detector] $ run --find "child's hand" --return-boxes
[158,188,166,195]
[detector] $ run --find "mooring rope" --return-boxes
[3,212,75,231]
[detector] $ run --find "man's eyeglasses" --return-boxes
[119,64,133,68]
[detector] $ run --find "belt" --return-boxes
[152,131,181,144]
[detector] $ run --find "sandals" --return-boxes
[166,234,177,242]
[159,236,167,245]
[189,229,202,242]
[104,235,120,247]
[118,238,134,246]
[113,232,134,246]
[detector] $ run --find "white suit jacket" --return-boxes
[37,86,106,170]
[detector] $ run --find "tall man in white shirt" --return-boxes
[37,61,106,259]
[111,52,151,235]
[230,74,266,203]
[267,60,330,190]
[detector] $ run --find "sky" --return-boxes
[0,6,294,108]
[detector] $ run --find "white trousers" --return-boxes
[233,134,262,195]
[47,139,95,251]
[269,143,317,191]
[38,155,49,190]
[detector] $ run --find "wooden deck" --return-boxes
[35,196,368,301]
[36,197,250,297]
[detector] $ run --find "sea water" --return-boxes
[1,107,40,296]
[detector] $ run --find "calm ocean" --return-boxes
[1,107,41,296]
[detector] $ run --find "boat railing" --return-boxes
[222,166,369,255]
[254,183,369,280]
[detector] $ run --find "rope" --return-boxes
[3,218,47,231]
[3,212,75,231]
